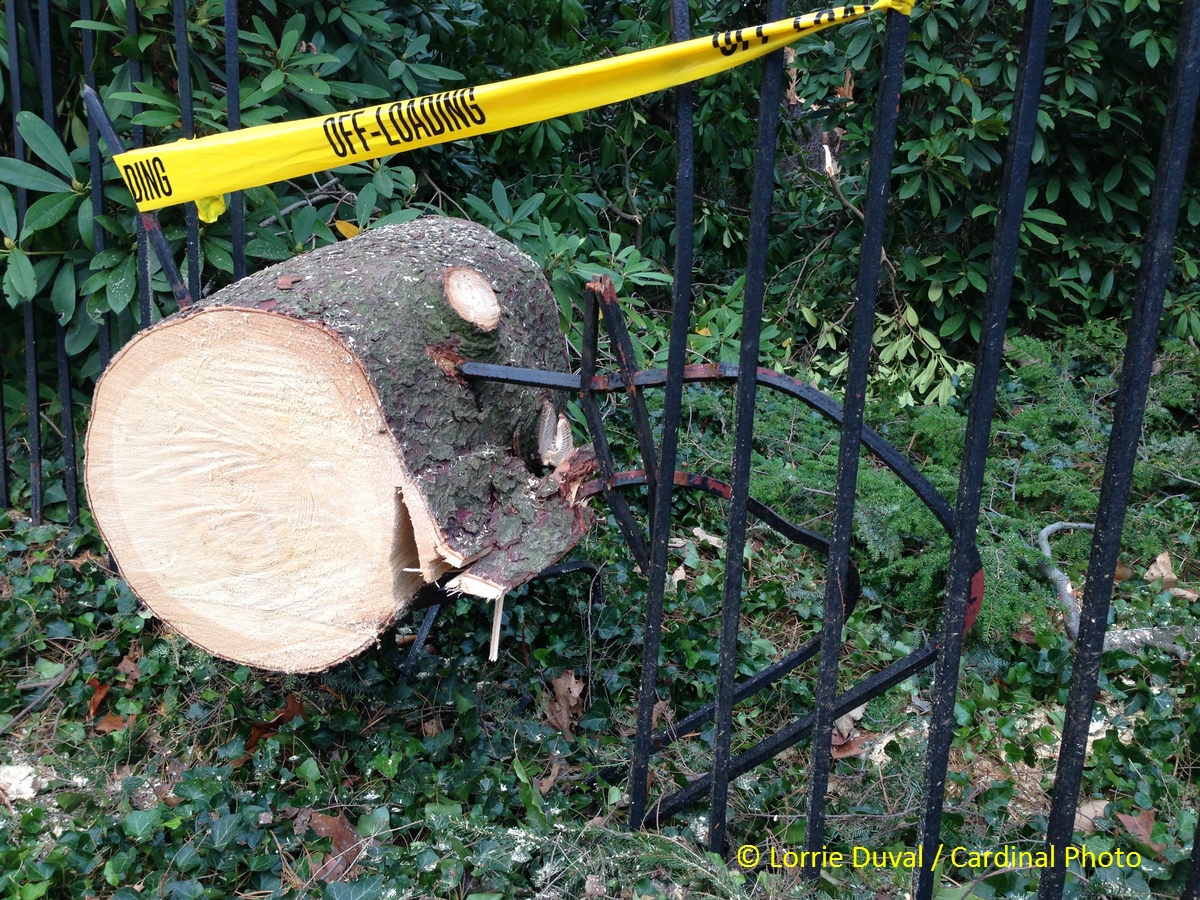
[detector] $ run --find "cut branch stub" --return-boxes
[85,217,594,673]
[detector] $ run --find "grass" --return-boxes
[0,331,1198,900]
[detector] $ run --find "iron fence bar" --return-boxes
[803,10,909,875]
[1037,0,1200,895]
[174,0,200,301]
[626,0,695,831]
[82,87,193,309]
[578,281,651,571]
[224,0,245,280]
[708,0,788,857]
[37,0,79,525]
[645,642,939,826]
[79,0,111,368]
[1185,815,1200,900]
[463,360,958,532]
[124,0,152,331]
[911,0,1053,896]
[7,0,42,525]
[597,284,658,509]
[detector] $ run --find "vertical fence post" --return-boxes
[626,0,696,832]
[175,0,201,301]
[224,0,246,281]
[1185,813,1200,900]
[1037,0,1200,896]
[7,0,42,525]
[124,0,152,331]
[910,0,1053,896]
[707,0,788,857]
[37,0,80,526]
[802,10,909,875]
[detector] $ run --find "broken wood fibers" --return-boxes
[85,217,596,673]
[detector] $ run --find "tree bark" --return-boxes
[85,217,594,673]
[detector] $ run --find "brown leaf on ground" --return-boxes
[535,755,568,795]
[1116,809,1166,853]
[116,656,140,687]
[421,715,443,738]
[831,731,877,759]
[276,275,304,290]
[86,678,110,720]
[543,670,585,740]
[670,564,687,587]
[650,699,673,732]
[308,810,373,882]
[1113,562,1135,583]
[834,704,866,740]
[1144,552,1178,590]
[1075,799,1107,835]
[235,695,308,767]
[94,712,135,734]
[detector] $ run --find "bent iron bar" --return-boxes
[913,0,1053,895]
[82,88,193,310]
[1039,0,1200,896]
[626,0,697,832]
[803,9,909,876]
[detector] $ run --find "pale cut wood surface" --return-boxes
[85,308,424,673]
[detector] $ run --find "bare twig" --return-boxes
[824,142,863,222]
[1035,522,1198,661]
[1036,521,1094,639]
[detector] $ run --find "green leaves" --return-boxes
[0,158,72,195]
[15,112,76,181]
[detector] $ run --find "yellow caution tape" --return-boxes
[114,0,912,221]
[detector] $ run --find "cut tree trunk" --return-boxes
[85,217,595,673]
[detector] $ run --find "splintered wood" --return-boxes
[85,218,595,673]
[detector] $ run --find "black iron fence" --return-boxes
[1,0,1198,897]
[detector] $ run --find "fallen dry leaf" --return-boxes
[535,755,567,795]
[334,220,360,240]
[692,526,724,549]
[1170,587,1199,602]
[236,695,308,766]
[116,656,140,687]
[1012,627,1038,646]
[276,275,304,291]
[86,678,111,720]
[421,715,443,738]
[834,704,866,740]
[1113,562,1135,583]
[308,810,373,882]
[543,670,585,740]
[1116,808,1166,854]
[831,730,877,759]
[650,699,673,732]
[1075,799,1107,835]
[670,564,687,587]
[95,712,135,734]
[1144,552,1178,590]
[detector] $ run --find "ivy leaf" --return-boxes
[325,877,383,900]
[122,808,161,842]
[16,112,76,181]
